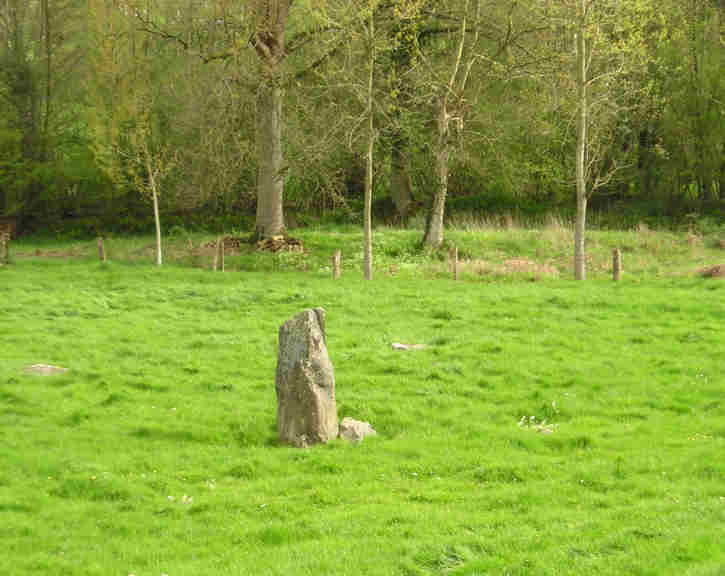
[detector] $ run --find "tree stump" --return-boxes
[97,237,106,262]
[332,250,341,279]
[612,248,622,281]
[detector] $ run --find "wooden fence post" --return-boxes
[187,238,194,267]
[613,248,622,282]
[213,236,220,271]
[220,237,225,272]
[97,237,106,262]
[332,250,341,279]
[0,233,8,265]
[449,245,458,280]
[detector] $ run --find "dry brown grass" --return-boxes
[440,257,560,280]
[699,265,725,278]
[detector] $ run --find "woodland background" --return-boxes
[1,0,723,238]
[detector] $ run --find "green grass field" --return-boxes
[1,226,724,575]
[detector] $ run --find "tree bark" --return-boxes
[41,0,51,157]
[574,0,587,281]
[252,0,291,240]
[425,102,450,250]
[255,80,285,239]
[152,187,162,267]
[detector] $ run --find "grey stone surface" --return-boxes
[275,308,338,446]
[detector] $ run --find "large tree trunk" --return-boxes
[252,0,291,240]
[574,0,587,281]
[424,102,450,249]
[255,79,285,239]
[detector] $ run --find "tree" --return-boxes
[362,0,376,280]
[546,0,655,279]
[120,101,176,266]
[422,1,482,249]
[251,0,293,239]
[574,0,587,280]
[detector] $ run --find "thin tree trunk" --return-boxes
[41,0,51,155]
[574,0,587,281]
[255,80,285,239]
[425,103,450,249]
[152,187,162,266]
[363,4,374,281]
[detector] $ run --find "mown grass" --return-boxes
[1,227,724,575]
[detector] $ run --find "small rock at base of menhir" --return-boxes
[339,417,376,443]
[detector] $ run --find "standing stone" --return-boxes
[275,308,338,446]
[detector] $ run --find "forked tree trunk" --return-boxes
[574,0,587,281]
[423,0,473,250]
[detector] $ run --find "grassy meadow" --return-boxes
[1,223,724,575]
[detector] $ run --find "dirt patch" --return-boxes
[461,258,560,280]
[14,246,88,259]
[699,265,725,278]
